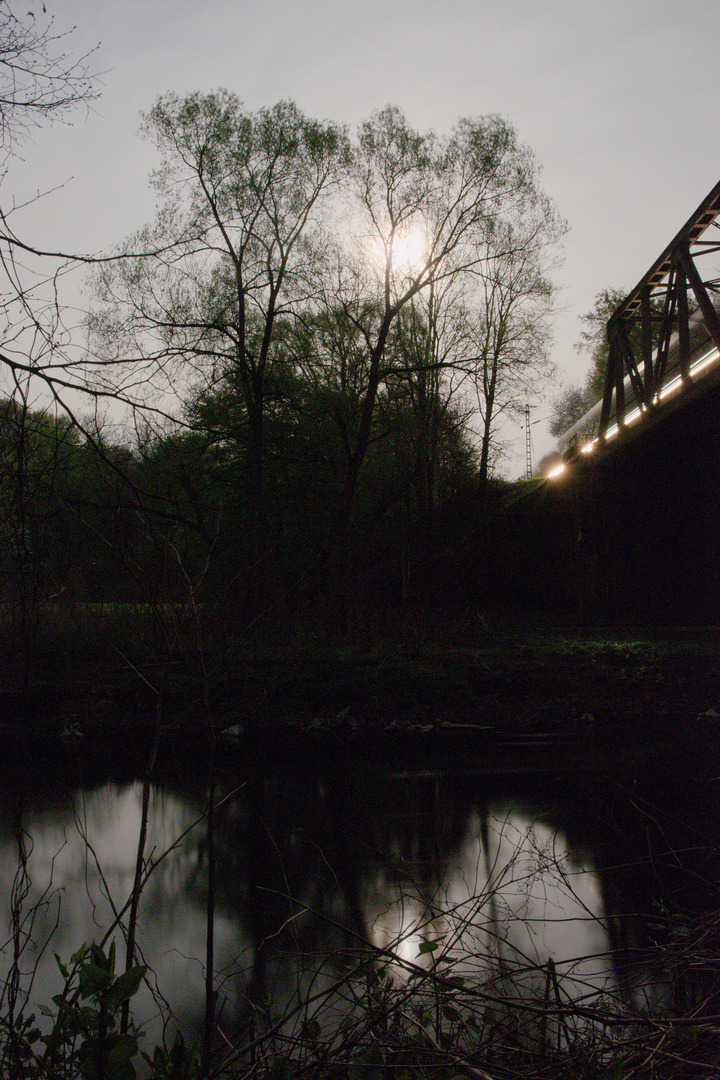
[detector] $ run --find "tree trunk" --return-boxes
[245,392,266,625]
[325,326,390,635]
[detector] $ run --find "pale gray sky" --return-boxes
[7,0,720,471]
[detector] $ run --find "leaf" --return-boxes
[601,1062,623,1080]
[70,942,88,965]
[162,1031,198,1080]
[105,966,147,1011]
[301,1017,321,1042]
[348,1048,384,1080]
[417,939,441,956]
[106,1033,140,1080]
[79,960,112,1000]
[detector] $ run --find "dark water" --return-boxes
[0,730,717,1052]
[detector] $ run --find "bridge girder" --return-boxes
[598,180,720,440]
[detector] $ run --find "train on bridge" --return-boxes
[491,180,720,622]
[551,303,720,472]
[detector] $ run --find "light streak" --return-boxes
[551,346,720,475]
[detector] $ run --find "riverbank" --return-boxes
[2,625,719,747]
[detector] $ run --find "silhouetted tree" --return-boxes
[323,107,564,627]
[90,101,564,632]
[89,93,347,619]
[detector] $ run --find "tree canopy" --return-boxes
[84,95,565,627]
[0,87,566,636]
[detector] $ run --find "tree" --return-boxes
[320,107,564,626]
[91,101,564,631]
[0,0,103,646]
[89,92,348,616]
[381,226,556,511]
[575,286,628,399]
[383,294,466,538]
[464,231,557,484]
[0,1,100,389]
[548,384,595,440]
[0,0,98,153]
[0,393,102,653]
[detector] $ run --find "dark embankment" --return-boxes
[1,626,719,773]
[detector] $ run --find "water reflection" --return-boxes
[0,785,251,1047]
[0,751,715,1053]
[0,781,609,1044]
[366,806,611,1005]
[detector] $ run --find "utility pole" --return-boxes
[525,403,532,479]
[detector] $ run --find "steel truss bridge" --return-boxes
[557,180,720,462]
[509,180,720,621]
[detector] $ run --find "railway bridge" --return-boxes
[494,181,720,622]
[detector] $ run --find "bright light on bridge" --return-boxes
[550,345,720,475]
[688,346,719,377]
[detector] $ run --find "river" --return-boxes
[0,728,717,1066]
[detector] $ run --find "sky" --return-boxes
[6,0,720,473]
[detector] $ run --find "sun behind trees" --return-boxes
[83,93,564,633]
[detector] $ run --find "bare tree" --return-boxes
[0,0,98,153]
[0,0,105,422]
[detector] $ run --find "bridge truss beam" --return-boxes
[598,180,720,440]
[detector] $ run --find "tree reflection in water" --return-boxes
[0,751,715,1057]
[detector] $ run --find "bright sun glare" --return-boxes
[367,224,428,278]
[390,227,427,275]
